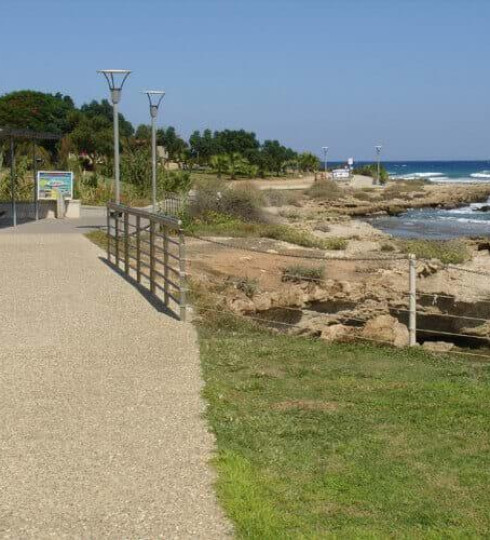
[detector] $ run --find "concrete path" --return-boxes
[0,221,230,538]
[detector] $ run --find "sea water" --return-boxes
[356,160,490,239]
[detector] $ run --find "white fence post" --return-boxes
[409,254,417,346]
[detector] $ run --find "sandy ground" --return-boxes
[234,174,373,191]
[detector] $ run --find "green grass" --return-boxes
[188,217,347,251]
[85,229,107,249]
[398,239,470,264]
[199,318,490,538]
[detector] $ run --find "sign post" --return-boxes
[37,171,74,201]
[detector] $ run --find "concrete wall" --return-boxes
[0,200,81,220]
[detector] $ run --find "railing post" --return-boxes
[124,211,129,275]
[409,254,417,347]
[115,210,120,267]
[106,205,111,263]
[136,215,141,283]
[178,227,187,322]
[150,219,156,294]
[163,227,169,306]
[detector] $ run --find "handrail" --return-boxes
[106,203,187,321]
[107,202,182,229]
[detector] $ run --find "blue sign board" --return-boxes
[37,171,74,200]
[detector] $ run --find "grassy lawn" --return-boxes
[199,319,490,538]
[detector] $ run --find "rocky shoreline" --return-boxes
[189,181,490,352]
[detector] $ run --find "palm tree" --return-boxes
[299,152,319,173]
[227,152,247,180]
[210,154,229,179]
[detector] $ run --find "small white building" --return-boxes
[332,168,351,180]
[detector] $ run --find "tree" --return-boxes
[214,129,260,156]
[299,152,319,173]
[157,127,188,164]
[261,140,293,175]
[210,154,229,179]
[0,90,75,134]
[135,124,152,141]
[67,111,113,172]
[227,152,248,180]
[189,129,217,164]
[80,99,134,137]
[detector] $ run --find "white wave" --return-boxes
[430,176,490,183]
[446,217,490,225]
[470,171,490,179]
[391,172,446,180]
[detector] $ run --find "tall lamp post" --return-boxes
[375,145,383,185]
[97,69,132,204]
[143,91,166,212]
[322,146,329,178]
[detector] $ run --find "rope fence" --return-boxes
[183,234,490,360]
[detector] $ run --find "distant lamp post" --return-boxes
[143,91,166,212]
[322,146,329,178]
[375,145,383,185]
[97,69,132,204]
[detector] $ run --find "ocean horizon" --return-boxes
[326,160,490,183]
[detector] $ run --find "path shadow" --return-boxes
[0,217,36,230]
[99,257,180,321]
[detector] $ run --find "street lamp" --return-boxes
[143,90,166,212]
[97,69,132,204]
[375,145,383,185]
[322,146,329,178]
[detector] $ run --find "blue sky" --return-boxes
[1,0,489,160]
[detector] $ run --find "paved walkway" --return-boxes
[0,220,230,538]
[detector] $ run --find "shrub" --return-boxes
[380,242,396,252]
[160,170,192,194]
[219,184,265,222]
[263,189,301,207]
[323,237,348,250]
[398,239,470,264]
[282,265,325,283]
[353,164,389,184]
[189,180,265,223]
[232,277,260,297]
[353,191,372,201]
[306,180,343,201]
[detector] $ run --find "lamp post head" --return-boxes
[375,145,383,155]
[322,146,329,153]
[97,69,132,104]
[144,90,166,118]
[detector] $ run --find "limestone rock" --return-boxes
[361,314,409,348]
[320,324,355,342]
[422,341,455,353]
[228,295,256,313]
[253,293,272,312]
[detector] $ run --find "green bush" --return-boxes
[353,164,389,184]
[306,180,343,201]
[231,276,260,297]
[282,265,325,283]
[160,170,192,194]
[219,184,265,222]
[380,242,396,252]
[189,179,265,222]
[398,239,470,264]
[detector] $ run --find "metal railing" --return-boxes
[106,202,187,321]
